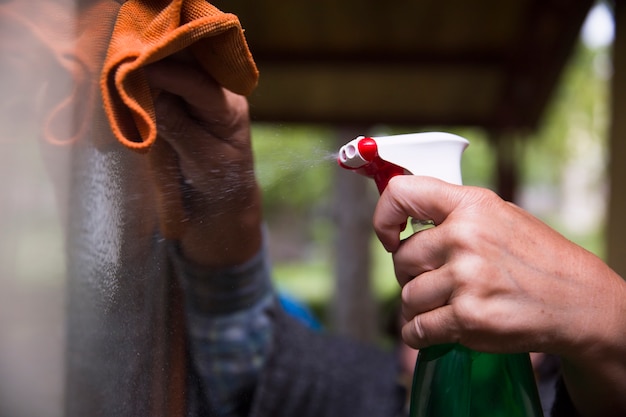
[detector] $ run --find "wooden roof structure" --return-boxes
[214,0,594,130]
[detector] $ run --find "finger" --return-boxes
[152,91,195,141]
[392,227,446,286]
[144,59,226,112]
[152,92,248,175]
[145,59,250,143]
[373,176,463,252]
[401,305,459,349]
[151,92,220,164]
[400,267,453,320]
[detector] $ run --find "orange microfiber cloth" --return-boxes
[101,0,259,152]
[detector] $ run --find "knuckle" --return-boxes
[453,296,489,335]
[400,282,412,304]
[445,221,482,249]
[393,262,411,287]
[413,316,428,344]
[400,284,417,317]
[386,175,403,192]
[449,255,487,287]
[402,316,428,348]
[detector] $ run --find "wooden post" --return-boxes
[490,132,522,204]
[331,127,379,343]
[607,1,626,276]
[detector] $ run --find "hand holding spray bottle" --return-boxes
[337,132,544,417]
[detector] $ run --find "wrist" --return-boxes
[181,185,263,266]
[558,270,626,417]
[170,226,273,315]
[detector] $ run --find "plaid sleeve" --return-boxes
[169,227,275,417]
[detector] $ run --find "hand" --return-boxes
[373,175,626,354]
[373,175,626,416]
[144,57,262,267]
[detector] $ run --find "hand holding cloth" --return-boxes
[101,0,259,152]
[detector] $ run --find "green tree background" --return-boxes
[251,38,611,319]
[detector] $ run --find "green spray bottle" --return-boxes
[337,132,544,417]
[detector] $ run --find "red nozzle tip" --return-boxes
[357,137,378,162]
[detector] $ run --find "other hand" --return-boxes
[144,57,262,266]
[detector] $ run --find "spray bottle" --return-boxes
[337,132,544,417]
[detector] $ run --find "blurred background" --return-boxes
[251,1,613,334]
[0,1,618,416]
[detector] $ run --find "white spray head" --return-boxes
[338,132,469,192]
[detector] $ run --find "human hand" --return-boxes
[144,57,262,267]
[374,175,626,416]
[372,176,625,356]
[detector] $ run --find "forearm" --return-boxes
[557,269,626,417]
[178,182,263,268]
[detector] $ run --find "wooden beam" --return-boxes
[489,131,523,203]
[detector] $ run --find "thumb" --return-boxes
[373,176,464,252]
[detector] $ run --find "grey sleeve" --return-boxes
[550,377,582,417]
[250,310,406,417]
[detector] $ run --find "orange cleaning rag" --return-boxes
[101,0,259,152]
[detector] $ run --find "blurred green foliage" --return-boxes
[251,40,610,310]
[251,124,335,216]
[523,42,609,186]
